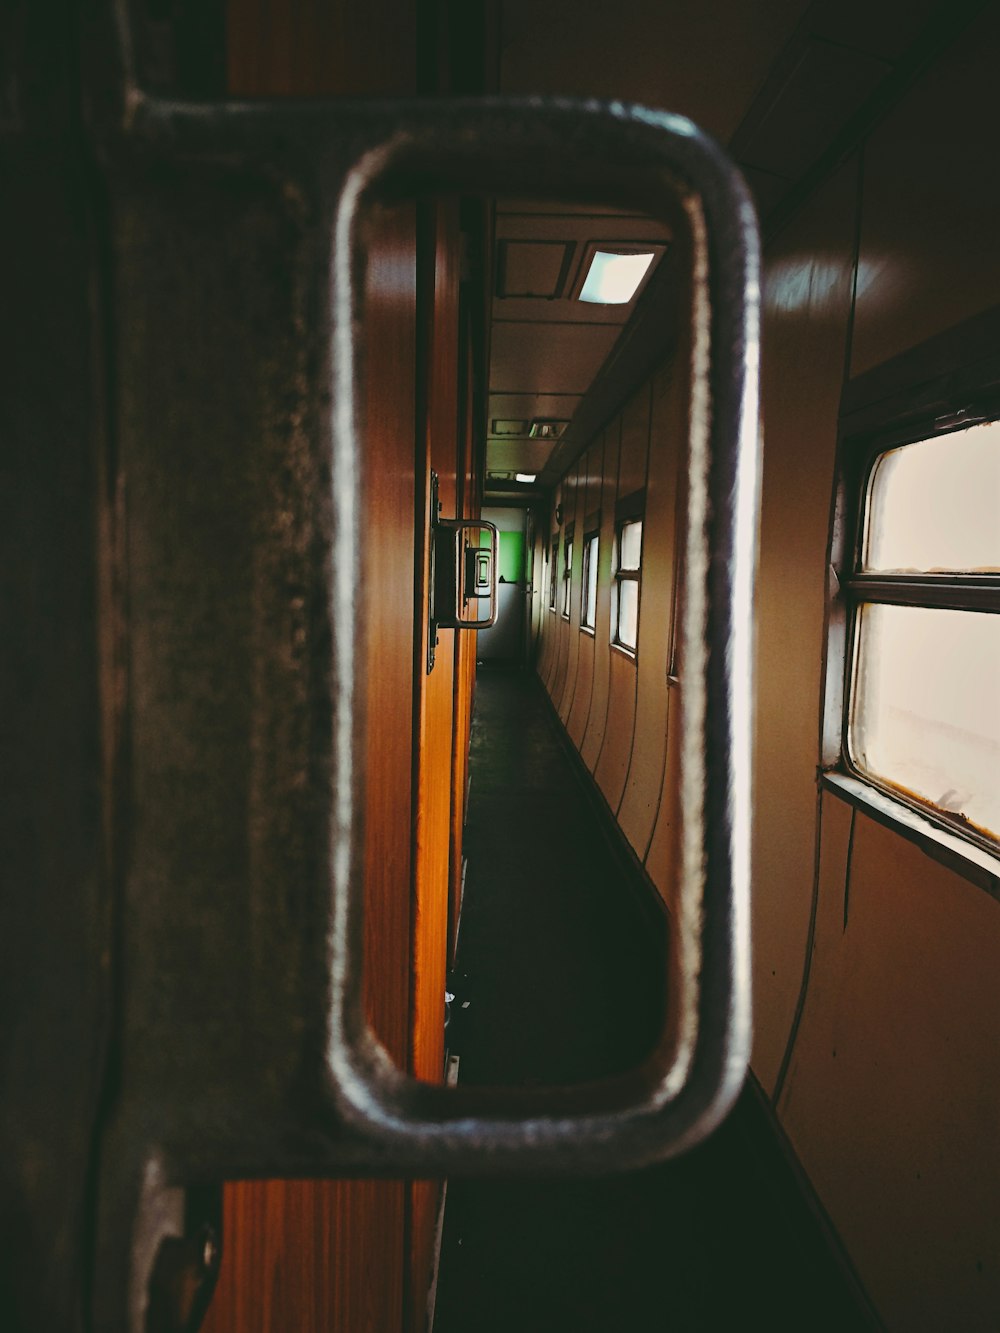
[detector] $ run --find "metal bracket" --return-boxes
[428,472,499,672]
[5,8,761,1325]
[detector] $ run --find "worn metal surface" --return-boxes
[1,4,760,1328]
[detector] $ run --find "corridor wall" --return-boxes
[533,14,1000,1328]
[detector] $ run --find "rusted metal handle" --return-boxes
[80,42,761,1324]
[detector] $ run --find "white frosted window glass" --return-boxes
[583,535,599,628]
[864,420,1000,573]
[850,603,1000,840]
[620,520,642,569]
[618,581,639,650]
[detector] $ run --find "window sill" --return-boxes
[610,642,637,663]
[580,625,596,637]
[822,772,1000,901]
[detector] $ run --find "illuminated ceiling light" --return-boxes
[515,473,537,484]
[578,250,655,304]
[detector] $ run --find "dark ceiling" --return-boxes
[484,0,961,497]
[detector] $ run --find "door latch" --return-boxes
[428,471,499,671]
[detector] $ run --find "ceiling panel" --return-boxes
[499,0,812,142]
[739,164,794,217]
[803,0,942,60]
[497,240,574,298]
[490,322,621,396]
[490,0,947,490]
[733,37,888,179]
[488,392,583,420]
[493,207,671,326]
[485,439,561,475]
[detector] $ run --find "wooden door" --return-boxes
[199,5,467,1332]
[408,196,464,1331]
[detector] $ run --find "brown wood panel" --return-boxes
[643,370,687,907]
[592,390,648,811]
[556,460,585,721]
[203,198,417,1333]
[537,505,561,690]
[643,674,682,909]
[409,196,463,1331]
[850,6,1000,378]
[450,626,475,964]
[580,420,621,771]
[412,198,460,1087]
[779,803,1000,1331]
[204,1177,405,1333]
[618,363,681,857]
[566,439,604,746]
[593,647,638,812]
[536,489,556,687]
[551,477,574,702]
[543,480,569,696]
[363,206,420,1069]
[227,0,417,96]
[616,381,649,500]
[525,509,545,660]
[205,7,418,1332]
[449,292,479,966]
[751,158,857,1093]
[535,545,551,681]
[549,551,570,703]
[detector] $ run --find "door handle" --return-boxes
[463,537,496,607]
[79,29,761,1323]
[428,472,499,670]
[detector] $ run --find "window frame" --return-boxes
[580,527,600,633]
[611,489,645,657]
[826,387,1000,883]
[548,534,559,612]
[561,522,574,621]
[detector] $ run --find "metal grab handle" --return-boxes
[331,101,756,1170]
[322,98,759,1173]
[437,518,499,630]
[83,59,761,1324]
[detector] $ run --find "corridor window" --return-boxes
[581,532,599,631]
[844,417,1000,848]
[561,528,574,619]
[548,536,558,611]
[613,517,643,653]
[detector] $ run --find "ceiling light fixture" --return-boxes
[578,249,656,304]
[528,418,568,440]
[515,473,537,484]
[491,418,528,436]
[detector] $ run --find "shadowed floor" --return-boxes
[432,668,875,1333]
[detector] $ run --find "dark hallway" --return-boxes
[432,669,876,1333]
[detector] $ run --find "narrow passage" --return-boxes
[432,669,874,1333]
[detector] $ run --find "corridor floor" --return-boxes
[431,668,875,1333]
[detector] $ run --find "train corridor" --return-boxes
[432,667,875,1333]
